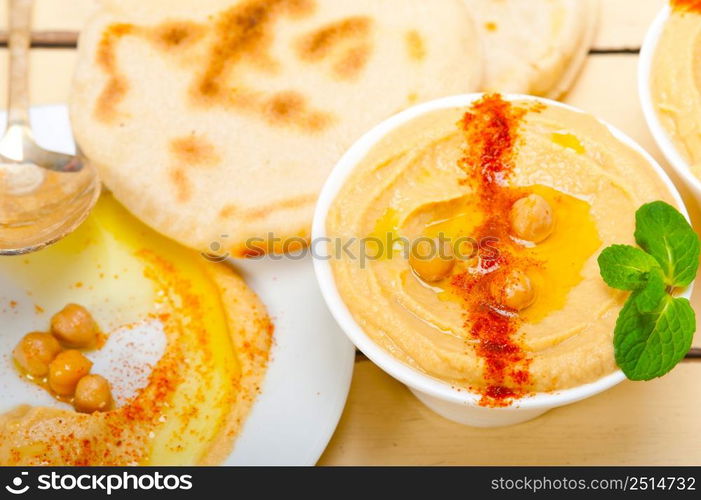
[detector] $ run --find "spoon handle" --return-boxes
[6,0,32,127]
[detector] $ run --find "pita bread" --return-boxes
[70,0,483,256]
[466,0,598,97]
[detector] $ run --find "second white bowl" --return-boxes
[639,6,701,198]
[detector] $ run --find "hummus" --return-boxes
[651,4,701,178]
[0,195,272,465]
[327,95,674,404]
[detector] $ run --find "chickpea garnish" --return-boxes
[74,374,113,414]
[13,332,62,377]
[48,349,93,396]
[510,194,554,243]
[490,269,536,311]
[51,303,98,348]
[409,238,455,282]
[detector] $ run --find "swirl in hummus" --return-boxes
[327,94,675,406]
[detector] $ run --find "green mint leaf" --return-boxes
[614,293,695,380]
[634,268,666,313]
[597,244,662,290]
[634,201,700,287]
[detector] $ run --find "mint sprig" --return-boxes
[598,244,662,290]
[614,293,694,380]
[597,201,699,381]
[635,201,700,287]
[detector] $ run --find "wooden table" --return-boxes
[2,0,699,465]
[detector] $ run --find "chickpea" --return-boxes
[74,374,113,414]
[13,332,62,377]
[48,350,93,396]
[490,269,536,311]
[409,238,455,282]
[51,303,98,348]
[510,194,554,243]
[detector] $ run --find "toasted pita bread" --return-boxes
[467,0,598,97]
[70,0,483,256]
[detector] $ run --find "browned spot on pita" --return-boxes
[242,193,316,221]
[218,204,237,219]
[332,44,371,80]
[97,24,134,70]
[485,21,498,32]
[405,30,426,61]
[194,0,316,98]
[283,0,316,18]
[169,167,192,203]
[170,135,220,166]
[263,91,332,131]
[230,228,310,257]
[188,0,333,130]
[218,193,315,222]
[94,21,203,122]
[94,23,135,123]
[149,21,206,51]
[95,78,130,124]
[95,0,333,132]
[297,17,371,61]
[296,17,373,81]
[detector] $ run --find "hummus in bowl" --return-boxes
[313,93,687,426]
[641,1,701,196]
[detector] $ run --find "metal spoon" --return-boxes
[0,0,99,255]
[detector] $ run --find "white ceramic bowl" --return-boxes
[312,93,690,427]
[639,6,701,198]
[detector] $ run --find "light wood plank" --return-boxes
[0,48,76,107]
[319,360,701,465]
[0,0,668,51]
[594,0,665,50]
[0,0,95,31]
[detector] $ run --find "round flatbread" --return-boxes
[70,0,483,256]
[466,0,598,97]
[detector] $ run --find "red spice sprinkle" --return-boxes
[240,246,265,258]
[671,0,701,13]
[450,94,541,407]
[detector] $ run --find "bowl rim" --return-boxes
[312,92,691,411]
[638,5,701,196]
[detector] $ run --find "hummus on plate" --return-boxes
[327,94,674,406]
[0,195,272,465]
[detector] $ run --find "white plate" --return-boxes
[0,105,355,465]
